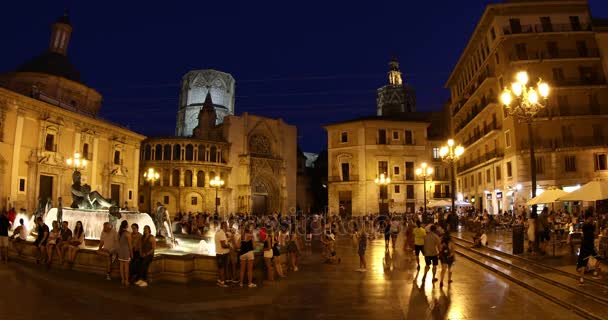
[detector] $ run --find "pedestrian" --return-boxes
[390,216,401,250]
[272,231,286,278]
[97,222,118,280]
[383,220,391,251]
[136,225,156,287]
[33,217,49,264]
[577,210,601,285]
[423,225,441,282]
[129,223,142,283]
[285,224,299,272]
[117,220,133,286]
[0,210,9,263]
[67,221,85,264]
[439,233,455,287]
[413,220,426,270]
[262,225,275,281]
[239,224,256,288]
[215,221,230,287]
[357,226,368,272]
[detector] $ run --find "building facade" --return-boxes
[140,84,297,216]
[445,0,608,213]
[0,14,145,212]
[325,60,450,217]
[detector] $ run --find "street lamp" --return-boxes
[440,139,465,215]
[66,152,87,171]
[416,162,433,215]
[210,175,224,215]
[143,168,159,214]
[374,173,390,216]
[501,71,549,218]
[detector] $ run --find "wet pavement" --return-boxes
[0,234,585,320]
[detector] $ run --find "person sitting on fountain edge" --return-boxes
[97,222,118,280]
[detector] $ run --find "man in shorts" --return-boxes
[0,210,10,263]
[97,222,118,280]
[413,220,426,270]
[33,216,49,264]
[423,225,441,282]
[214,221,230,287]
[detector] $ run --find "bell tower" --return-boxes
[49,11,72,55]
[376,57,416,116]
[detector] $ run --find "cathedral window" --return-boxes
[45,133,55,151]
[185,144,194,161]
[197,171,205,187]
[155,145,162,160]
[198,145,206,162]
[173,144,181,161]
[249,134,272,156]
[210,146,217,162]
[143,145,151,161]
[114,150,122,165]
[172,170,180,187]
[83,143,90,160]
[184,170,193,187]
[340,132,348,143]
[163,144,172,160]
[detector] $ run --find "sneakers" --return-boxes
[135,280,144,286]
[294,267,299,272]
[106,273,111,281]
[248,283,257,288]
[217,281,229,288]
[137,281,148,287]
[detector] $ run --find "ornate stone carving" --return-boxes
[249,134,272,156]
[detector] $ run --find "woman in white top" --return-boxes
[46,221,61,266]
[10,218,28,256]
[67,221,85,264]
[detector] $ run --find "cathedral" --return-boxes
[139,71,297,216]
[0,13,145,212]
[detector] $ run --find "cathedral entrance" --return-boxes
[39,175,53,203]
[252,195,268,216]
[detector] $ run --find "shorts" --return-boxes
[240,251,254,261]
[263,249,273,259]
[216,253,228,268]
[539,231,550,242]
[0,236,8,247]
[414,245,424,256]
[577,247,598,269]
[424,255,439,266]
[440,254,455,266]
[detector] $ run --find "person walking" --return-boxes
[136,225,156,287]
[577,210,601,285]
[117,220,133,286]
[413,220,426,270]
[439,233,455,287]
[357,227,368,272]
[423,225,441,282]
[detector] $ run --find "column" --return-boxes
[10,113,24,203]
[91,137,99,190]
[132,147,140,208]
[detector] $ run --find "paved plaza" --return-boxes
[0,235,585,320]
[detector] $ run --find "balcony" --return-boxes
[502,23,591,35]
[457,149,504,173]
[462,121,502,147]
[454,96,499,133]
[536,105,608,118]
[510,48,599,62]
[433,192,453,199]
[520,136,608,150]
[452,69,495,117]
[553,77,607,87]
[328,175,360,183]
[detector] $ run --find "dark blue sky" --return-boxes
[2,1,607,152]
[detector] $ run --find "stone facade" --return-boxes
[445,0,608,213]
[0,14,145,212]
[176,70,235,136]
[140,90,297,216]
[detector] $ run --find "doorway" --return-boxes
[111,184,121,206]
[338,191,352,217]
[39,175,53,202]
[252,195,267,216]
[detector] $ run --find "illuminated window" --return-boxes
[432,147,440,160]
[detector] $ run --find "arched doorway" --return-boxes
[251,176,278,216]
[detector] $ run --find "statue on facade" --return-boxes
[70,170,114,210]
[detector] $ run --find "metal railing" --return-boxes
[462,121,502,147]
[457,149,504,173]
[509,48,599,62]
[520,136,608,150]
[502,23,591,35]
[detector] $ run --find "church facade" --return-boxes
[0,14,145,212]
[139,74,297,216]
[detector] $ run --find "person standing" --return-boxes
[390,217,401,251]
[357,227,368,272]
[117,220,133,286]
[214,221,230,287]
[97,222,118,280]
[413,220,427,270]
[577,210,600,285]
[439,233,455,287]
[423,225,441,282]
[129,223,142,283]
[136,225,156,287]
[239,224,256,288]
[0,210,9,263]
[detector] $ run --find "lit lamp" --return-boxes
[374,173,391,215]
[416,162,433,214]
[210,175,225,215]
[66,152,87,171]
[501,71,549,218]
[439,139,465,214]
[143,168,159,214]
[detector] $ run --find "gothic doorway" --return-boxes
[252,195,268,216]
[39,175,53,203]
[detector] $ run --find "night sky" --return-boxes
[2,1,607,152]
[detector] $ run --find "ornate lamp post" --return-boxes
[210,175,225,215]
[501,71,549,218]
[143,168,159,214]
[66,152,87,172]
[416,162,433,215]
[440,139,465,214]
[374,173,390,216]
